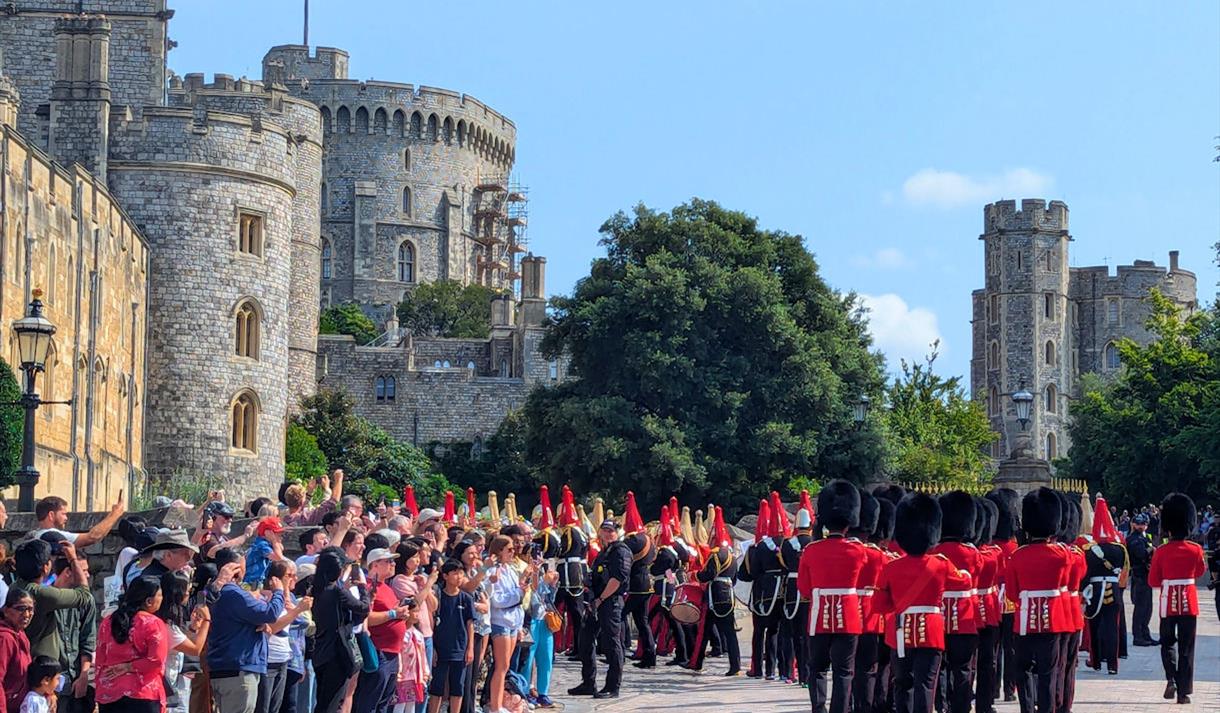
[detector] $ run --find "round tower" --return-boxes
[977,198,1072,462]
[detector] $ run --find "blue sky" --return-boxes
[171,1,1219,380]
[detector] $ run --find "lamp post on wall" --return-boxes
[9,291,59,512]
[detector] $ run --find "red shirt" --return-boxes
[1148,540,1206,617]
[368,582,406,654]
[1005,542,1071,634]
[976,544,1002,627]
[797,535,866,634]
[929,541,981,634]
[0,620,30,713]
[874,554,970,652]
[1063,544,1088,632]
[857,541,889,634]
[95,611,169,707]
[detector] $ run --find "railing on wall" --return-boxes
[893,478,1089,496]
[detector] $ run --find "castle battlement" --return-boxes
[983,198,1069,234]
[301,80,516,137]
[263,44,350,81]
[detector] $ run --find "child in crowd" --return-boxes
[395,597,429,713]
[20,656,60,713]
[243,517,285,586]
[427,560,476,713]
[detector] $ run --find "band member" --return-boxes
[1149,492,1206,705]
[974,497,1002,713]
[929,491,981,713]
[874,492,970,713]
[1007,487,1071,713]
[986,487,1021,704]
[871,498,899,713]
[621,492,658,668]
[687,506,742,675]
[555,486,590,655]
[1125,512,1157,645]
[779,500,815,686]
[741,499,784,679]
[850,489,886,713]
[567,519,633,700]
[650,505,693,667]
[798,480,866,713]
[1082,495,1127,675]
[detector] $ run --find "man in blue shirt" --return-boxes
[209,549,286,713]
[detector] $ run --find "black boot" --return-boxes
[1163,682,1177,700]
[567,683,597,696]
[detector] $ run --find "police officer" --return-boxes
[1207,519,1220,621]
[568,519,632,700]
[1125,513,1157,646]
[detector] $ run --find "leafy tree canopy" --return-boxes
[428,409,537,505]
[319,303,379,345]
[284,423,328,482]
[524,200,886,517]
[397,281,501,338]
[0,359,21,487]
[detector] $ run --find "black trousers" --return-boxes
[647,598,689,663]
[1015,633,1059,713]
[1000,614,1018,700]
[556,588,584,653]
[313,661,351,713]
[1116,587,1128,658]
[936,634,977,713]
[808,633,857,713]
[749,611,779,676]
[892,647,940,713]
[852,633,879,713]
[579,598,625,692]
[624,593,655,663]
[1130,576,1154,642]
[780,602,810,683]
[1160,615,1197,696]
[691,608,740,672]
[1088,601,1121,671]
[1055,631,1079,713]
[975,626,999,713]
[874,641,894,713]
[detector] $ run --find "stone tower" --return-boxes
[48,16,111,179]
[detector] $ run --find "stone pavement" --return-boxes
[547,588,1219,713]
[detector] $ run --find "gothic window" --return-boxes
[466,361,476,371]
[321,106,332,134]
[397,241,414,282]
[392,110,405,137]
[988,341,1000,370]
[1105,342,1120,370]
[375,375,396,402]
[321,239,332,279]
[457,121,466,146]
[1045,384,1058,414]
[230,390,258,452]
[235,299,260,360]
[410,112,422,139]
[1044,293,1054,320]
[402,187,412,216]
[373,108,387,133]
[355,106,369,133]
[988,294,1000,324]
[336,106,350,133]
[403,150,410,171]
[427,114,438,141]
[442,360,451,368]
[442,117,453,144]
[238,212,264,257]
[1046,432,1058,460]
[1044,340,1055,366]
[433,360,442,368]
[988,386,1000,417]
[1107,298,1120,325]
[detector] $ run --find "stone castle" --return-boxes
[970,199,1197,464]
[0,1,559,505]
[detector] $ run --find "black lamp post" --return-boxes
[852,394,872,427]
[10,292,56,512]
[1012,383,1034,431]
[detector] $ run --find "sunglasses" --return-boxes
[10,605,33,613]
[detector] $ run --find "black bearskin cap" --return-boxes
[977,497,998,543]
[1161,493,1197,540]
[852,488,880,537]
[938,490,977,541]
[875,499,896,541]
[986,488,1020,540]
[895,492,941,556]
[1063,494,1081,542]
[1021,487,1062,540]
[817,479,861,531]
[872,484,906,506]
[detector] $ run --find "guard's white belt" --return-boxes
[1087,576,1118,583]
[858,589,875,596]
[1159,579,1195,617]
[714,577,733,583]
[564,557,586,564]
[942,589,976,599]
[787,572,799,578]
[1017,589,1062,635]
[807,588,859,636]
[979,586,999,595]
[897,606,941,658]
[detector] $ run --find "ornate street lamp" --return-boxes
[1012,383,1034,431]
[9,291,59,511]
[852,394,872,426]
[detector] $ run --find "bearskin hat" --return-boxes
[1021,487,1062,540]
[894,492,941,556]
[1161,492,1197,540]
[851,488,880,537]
[986,488,1021,540]
[874,499,896,541]
[817,479,861,531]
[1063,493,1081,543]
[977,497,998,543]
[938,490,977,541]
[872,484,906,506]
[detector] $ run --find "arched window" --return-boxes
[354,106,369,133]
[373,107,387,133]
[397,241,414,282]
[427,114,438,141]
[1045,384,1058,414]
[988,341,1000,370]
[433,360,442,368]
[320,106,332,134]
[442,360,451,368]
[336,106,350,133]
[1044,340,1055,366]
[1044,293,1054,319]
[1105,342,1120,370]
[375,376,396,402]
[235,300,260,359]
[410,112,422,139]
[401,187,412,215]
[231,391,258,452]
[466,361,476,371]
[403,150,410,170]
[1046,432,1058,460]
[321,239,332,280]
[238,211,264,257]
[988,386,1000,417]
[442,116,453,144]
[392,110,405,137]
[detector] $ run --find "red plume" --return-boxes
[623,491,645,534]
[538,485,556,530]
[558,485,579,527]
[713,506,732,549]
[466,488,477,526]
[403,486,420,518]
[668,496,680,530]
[1092,496,1119,543]
[658,505,675,547]
[800,490,815,525]
[442,490,456,524]
[770,491,792,538]
[754,499,771,544]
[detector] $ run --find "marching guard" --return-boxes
[974,497,1003,713]
[687,506,742,675]
[741,499,785,679]
[986,488,1022,705]
[1082,496,1126,675]
[929,491,982,713]
[779,496,815,686]
[555,485,590,655]
[848,488,886,713]
[621,492,658,669]
[1149,492,1206,704]
[870,497,900,713]
[649,505,694,667]
[1055,491,1087,713]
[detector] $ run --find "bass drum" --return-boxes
[671,582,706,625]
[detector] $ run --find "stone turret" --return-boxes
[0,51,20,129]
[48,15,111,179]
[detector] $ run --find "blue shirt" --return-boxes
[433,589,475,661]
[243,537,274,586]
[206,584,285,674]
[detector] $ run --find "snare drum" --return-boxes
[671,582,706,624]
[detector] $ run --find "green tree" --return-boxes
[0,359,22,487]
[319,303,379,345]
[880,344,997,485]
[397,281,501,338]
[523,200,886,517]
[429,409,538,506]
[1062,290,1219,508]
[284,423,328,482]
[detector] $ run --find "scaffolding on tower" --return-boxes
[472,172,528,293]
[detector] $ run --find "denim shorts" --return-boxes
[490,624,517,638]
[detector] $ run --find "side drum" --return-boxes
[671,582,706,625]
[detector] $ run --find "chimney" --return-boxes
[1169,250,1179,273]
[519,254,547,327]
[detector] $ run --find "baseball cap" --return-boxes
[417,508,443,523]
[599,519,619,532]
[1132,513,1149,525]
[365,547,399,566]
[257,517,285,537]
[205,501,236,519]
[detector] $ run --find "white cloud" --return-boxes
[851,247,911,270]
[901,168,1054,209]
[859,293,943,368]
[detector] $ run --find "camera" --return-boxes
[528,543,543,559]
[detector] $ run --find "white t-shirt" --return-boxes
[294,554,319,568]
[167,624,187,684]
[267,630,293,665]
[18,691,50,713]
[28,528,77,543]
[115,547,138,578]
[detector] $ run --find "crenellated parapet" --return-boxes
[983,198,1069,234]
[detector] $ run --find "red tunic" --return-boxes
[857,541,889,635]
[1063,544,1088,632]
[993,538,1018,615]
[929,541,981,634]
[1148,539,1207,617]
[976,544,1002,627]
[874,553,970,654]
[1005,541,1071,635]
[797,535,866,635]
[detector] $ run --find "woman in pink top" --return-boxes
[390,542,438,712]
[94,576,169,713]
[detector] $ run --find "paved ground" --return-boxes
[548,588,1219,713]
